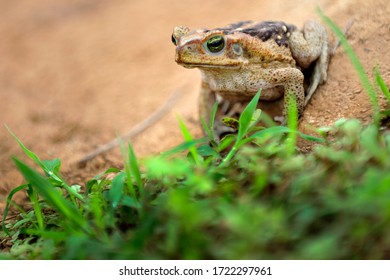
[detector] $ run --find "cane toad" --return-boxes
[172,20,329,133]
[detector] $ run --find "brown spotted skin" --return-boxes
[172,20,329,131]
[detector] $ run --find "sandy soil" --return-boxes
[1,0,389,212]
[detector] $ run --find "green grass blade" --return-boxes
[286,94,298,155]
[246,126,325,144]
[237,90,261,141]
[248,126,291,141]
[6,125,46,169]
[109,172,125,208]
[222,91,261,163]
[25,229,68,241]
[90,167,121,186]
[200,117,211,139]
[200,101,219,143]
[2,184,29,235]
[374,66,390,102]
[6,125,62,183]
[121,195,141,209]
[161,138,208,157]
[177,116,202,165]
[217,134,236,152]
[5,125,84,202]
[317,8,380,124]
[127,143,144,214]
[177,116,194,142]
[12,158,89,234]
[208,101,219,142]
[26,185,44,230]
[210,101,219,133]
[128,143,143,193]
[118,136,136,198]
[298,132,326,143]
[196,144,220,157]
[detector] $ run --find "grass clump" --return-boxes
[2,104,390,259]
[1,13,390,260]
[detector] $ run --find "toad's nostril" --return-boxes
[171,34,177,46]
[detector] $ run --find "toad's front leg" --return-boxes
[267,68,305,122]
[199,81,216,127]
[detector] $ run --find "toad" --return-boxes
[172,20,329,135]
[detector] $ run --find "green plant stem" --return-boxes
[286,94,298,155]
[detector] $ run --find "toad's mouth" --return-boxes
[178,62,241,69]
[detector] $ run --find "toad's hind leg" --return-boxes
[289,20,329,105]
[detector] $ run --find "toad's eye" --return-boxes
[205,35,225,53]
[171,34,177,46]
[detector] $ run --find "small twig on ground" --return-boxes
[77,88,185,166]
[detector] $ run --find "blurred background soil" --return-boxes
[1,0,389,212]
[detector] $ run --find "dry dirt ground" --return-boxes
[1,0,390,213]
